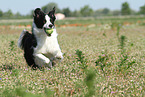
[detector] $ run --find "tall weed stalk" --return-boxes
[95,24,135,74]
[116,24,135,72]
[75,49,96,96]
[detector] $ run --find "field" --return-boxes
[1,16,145,96]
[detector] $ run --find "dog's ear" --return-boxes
[48,7,55,18]
[33,8,45,18]
[48,7,56,24]
[33,8,46,28]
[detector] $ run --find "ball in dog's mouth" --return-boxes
[45,28,53,36]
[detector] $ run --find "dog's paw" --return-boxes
[55,51,64,61]
[45,60,52,68]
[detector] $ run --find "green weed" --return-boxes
[75,49,96,97]
[95,50,111,73]
[116,25,136,72]
[75,49,88,69]
[85,68,96,97]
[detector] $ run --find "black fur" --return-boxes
[21,31,38,69]
[48,7,56,25]
[20,7,56,69]
[34,8,46,29]
[34,8,56,28]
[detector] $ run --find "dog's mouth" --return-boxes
[44,28,53,36]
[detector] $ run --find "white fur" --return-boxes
[18,29,27,49]
[43,15,53,28]
[32,23,63,68]
[18,15,63,68]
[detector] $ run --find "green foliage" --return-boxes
[71,10,81,17]
[118,54,136,72]
[75,49,88,69]
[80,5,93,17]
[119,35,126,51]
[2,87,44,97]
[9,41,15,51]
[0,2,145,18]
[44,88,55,97]
[95,23,136,74]
[112,10,120,16]
[4,10,13,17]
[139,4,145,15]
[116,24,121,37]
[121,2,131,15]
[116,25,136,72]
[75,49,96,96]
[41,2,61,13]
[14,12,22,18]
[85,68,96,97]
[116,23,126,51]
[102,8,110,15]
[11,69,19,77]
[62,8,72,17]
[15,87,27,97]
[0,9,3,17]
[95,51,111,72]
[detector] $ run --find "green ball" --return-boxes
[46,29,53,35]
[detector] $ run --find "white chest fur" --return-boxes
[33,23,61,57]
[32,23,63,67]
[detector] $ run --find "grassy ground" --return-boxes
[0,17,145,96]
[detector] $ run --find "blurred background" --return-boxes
[0,0,145,19]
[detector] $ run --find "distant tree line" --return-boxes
[0,2,145,19]
[0,9,32,19]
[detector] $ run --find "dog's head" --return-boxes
[33,7,56,36]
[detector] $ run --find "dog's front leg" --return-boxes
[33,54,52,68]
[54,51,64,62]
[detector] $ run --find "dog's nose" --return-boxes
[49,24,53,28]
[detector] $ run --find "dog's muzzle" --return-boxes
[44,28,53,36]
[44,24,54,36]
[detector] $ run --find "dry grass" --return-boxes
[0,18,145,96]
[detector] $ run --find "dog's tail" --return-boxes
[18,29,28,49]
[18,29,38,69]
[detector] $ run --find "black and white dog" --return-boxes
[18,7,63,69]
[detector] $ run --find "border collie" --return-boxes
[18,7,63,69]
